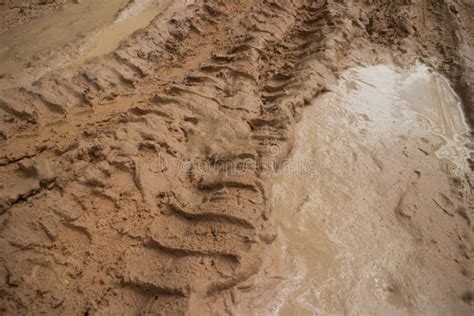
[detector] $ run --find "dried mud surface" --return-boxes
[0,0,472,314]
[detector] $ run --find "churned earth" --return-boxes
[0,0,472,314]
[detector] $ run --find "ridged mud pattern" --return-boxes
[0,0,472,314]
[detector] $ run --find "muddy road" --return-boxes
[0,0,472,314]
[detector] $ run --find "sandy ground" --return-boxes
[0,0,472,314]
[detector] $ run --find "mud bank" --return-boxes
[0,0,472,314]
[273,65,472,315]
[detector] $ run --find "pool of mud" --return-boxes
[272,65,472,315]
[0,0,172,88]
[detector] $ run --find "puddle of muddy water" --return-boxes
[0,0,171,83]
[0,0,127,74]
[79,0,172,61]
[400,66,471,171]
[272,65,471,315]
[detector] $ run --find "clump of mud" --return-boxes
[0,0,472,314]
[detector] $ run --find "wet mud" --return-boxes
[0,0,472,314]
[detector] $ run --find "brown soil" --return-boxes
[0,0,472,314]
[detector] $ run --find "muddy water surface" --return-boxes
[0,0,127,74]
[274,65,472,315]
[79,0,172,61]
[0,0,171,88]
